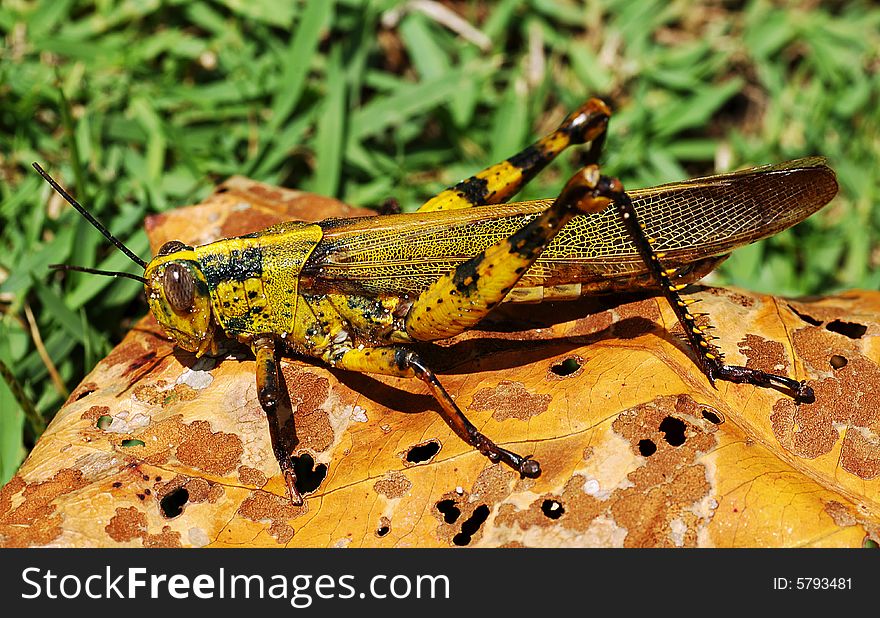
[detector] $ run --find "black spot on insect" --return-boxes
[659,416,686,446]
[541,499,564,519]
[826,319,867,339]
[453,177,490,205]
[375,524,390,538]
[436,499,461,524]
[638,439,657,456]
[452,259,482,295]
[159,487,189,518]
[453,504,490,546]
[247,290,258,299]
[112,481,123,488]
[291,453,327,495]
[507,145,551,183]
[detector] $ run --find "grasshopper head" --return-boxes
[144,240,215,356]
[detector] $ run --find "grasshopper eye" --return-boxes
[158,240,192,256]
[163,263,195,313]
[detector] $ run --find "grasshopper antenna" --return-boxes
[32,162,148,270]
[49,264,148,284]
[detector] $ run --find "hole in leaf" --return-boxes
[159,487,189,518]
[436,499,461,524]
[659,417,686,447]
[551,357,581,376]
[789,306,822,326]
[291,453,327,495]
[541,499,564,520]
[638,439,657,456]
[74,387,97,401]
[701,410,723,424]
[406,440,441,464]
[96,415,113,430]
[121,439,145,447]
[830,355,848,370]
[376,525,390,538]
[453,504,490,546]
[826,320,867,339]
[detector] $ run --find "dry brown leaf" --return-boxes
[2,178,878,548]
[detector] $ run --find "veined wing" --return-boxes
[305,157,837,296]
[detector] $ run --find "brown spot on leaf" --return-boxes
[175,420,244,475]
[771,356,880,477]
[792,325,861,373]
[282,368,333,452]
[105,507,148,542]
[840,428,880,480]
[238,490,305,544]
[824,501,857,528]
[468,380,551,421]
[142,526,182,548]
[615,298,661,323]
[373,472,412,499]
[0,469,88,547]
[238,466,268,487]
[135,383,199,407]
[704,287,755,308]
[81,405,110,421]
[737,333,790,376]
[771,399,839,459]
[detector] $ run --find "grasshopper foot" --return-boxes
[712,364,815,404]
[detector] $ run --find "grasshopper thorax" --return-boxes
[144,241,215,356]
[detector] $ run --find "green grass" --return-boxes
[1,0,878,484]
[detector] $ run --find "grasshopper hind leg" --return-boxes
[253,336,304,506]
[612,191,815,403]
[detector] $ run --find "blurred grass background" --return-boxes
[1,0,878,484]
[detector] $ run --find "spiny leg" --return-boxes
[407,165,623,341]
[323,345,540,477]
[611,191,814,403]
[416,98,611,213]
[253,336,304,506]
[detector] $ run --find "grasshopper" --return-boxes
[35,98,838,505]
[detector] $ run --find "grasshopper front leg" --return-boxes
[253,336,304,506]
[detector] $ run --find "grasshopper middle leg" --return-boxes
[323,345,540,477]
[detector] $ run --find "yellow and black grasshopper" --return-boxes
[35,98,838,505]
